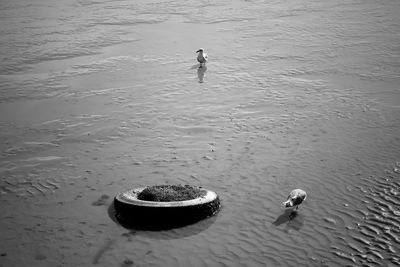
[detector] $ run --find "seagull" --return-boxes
[282,189,307,211]
[196,48,208,68]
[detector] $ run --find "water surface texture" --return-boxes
[1,0,400,266]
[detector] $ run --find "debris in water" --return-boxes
[324,217,336,224]
[92,194,110,206]
[121,259,134,267]
[93,239,114,265]
[332,251,356,263]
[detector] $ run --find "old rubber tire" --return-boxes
[114,187,220,229]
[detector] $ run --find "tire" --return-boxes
[114,187,220,230]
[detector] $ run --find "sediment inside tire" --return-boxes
[137,184,205,202]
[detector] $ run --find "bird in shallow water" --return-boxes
[196,48,208,68]
[282,189,307,211]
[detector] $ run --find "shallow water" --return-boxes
[1,0,400,266]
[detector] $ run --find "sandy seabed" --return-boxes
[0,0,400,266]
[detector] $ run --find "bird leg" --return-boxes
[289,210,297,220]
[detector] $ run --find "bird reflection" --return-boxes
[285,212,304,232]
[273,209,304,232]
[197,65,207,83]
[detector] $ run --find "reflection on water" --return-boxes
[197,65,207,83]
[286,212,304,232]
[134,216,218,240]
[273,209,296,226]
[273,209,304,232]
[108,202,218,238]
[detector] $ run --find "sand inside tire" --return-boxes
[137,185,205,202]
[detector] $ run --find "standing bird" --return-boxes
[282,189,307,210]
[196,48,208,68]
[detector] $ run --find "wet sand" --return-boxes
[1,0,400,266]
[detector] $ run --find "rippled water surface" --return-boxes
[1,0,400,266]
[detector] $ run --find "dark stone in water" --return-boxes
[121,259,134,267]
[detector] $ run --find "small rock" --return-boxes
[121,259,134,267]
[324,217,336,224]
[202,155,213,160]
